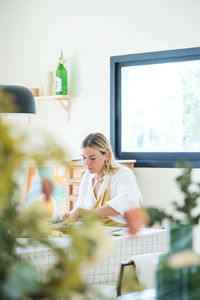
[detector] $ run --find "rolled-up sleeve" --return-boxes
[70,171,88,212]
[106,167,142,216]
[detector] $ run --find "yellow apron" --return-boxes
[92,178,127,227]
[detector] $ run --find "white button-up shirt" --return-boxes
[72,166,142,224]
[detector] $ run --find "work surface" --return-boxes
[16,226,168,285]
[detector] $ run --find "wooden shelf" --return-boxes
[35,95,76,120]
[35,95,75,100]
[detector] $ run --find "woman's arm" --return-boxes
[107,167,142,215]
[66,205,119,220]
[61,171,87,221]
[93,204,119,216]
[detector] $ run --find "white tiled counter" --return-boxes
[16,237,71,281]
[16,227,168,285]
[82,227,168,285]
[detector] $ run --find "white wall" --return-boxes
[1,0,200,209]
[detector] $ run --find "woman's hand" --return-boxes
[61,212,70,221]
[61,208,89,221]
[67,209,82,220]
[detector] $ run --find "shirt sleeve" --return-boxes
[70,171,88,213]
[106,167,142,216]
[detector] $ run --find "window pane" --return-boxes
[121,60,200,152]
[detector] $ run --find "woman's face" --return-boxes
[81,147,109,176]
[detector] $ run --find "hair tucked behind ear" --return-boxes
[81,133,120,174]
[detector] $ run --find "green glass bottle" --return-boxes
[56,50,68,95]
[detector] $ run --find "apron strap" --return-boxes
[92,176,126,227]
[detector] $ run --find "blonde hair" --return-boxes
[81,133,120,174]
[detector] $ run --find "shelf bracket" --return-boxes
[35,95,75,121]
[58,99,70,120]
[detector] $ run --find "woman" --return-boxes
[62,133,142,226]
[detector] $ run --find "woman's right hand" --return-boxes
[67,208,83,220]
[61,208,87,222]
[61,209,81,221]
[61,212,70,221]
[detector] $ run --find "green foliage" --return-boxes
[147,207,172,227]
[0,90,113,300]
[147,160,200,226]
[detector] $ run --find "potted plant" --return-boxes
[126,161,200,300]
[0,88,113,300]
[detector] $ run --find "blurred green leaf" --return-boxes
[147,159,200,226]
[0,89,113,299]
[2,263,39,299]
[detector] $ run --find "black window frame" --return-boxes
[110,47,200,168]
